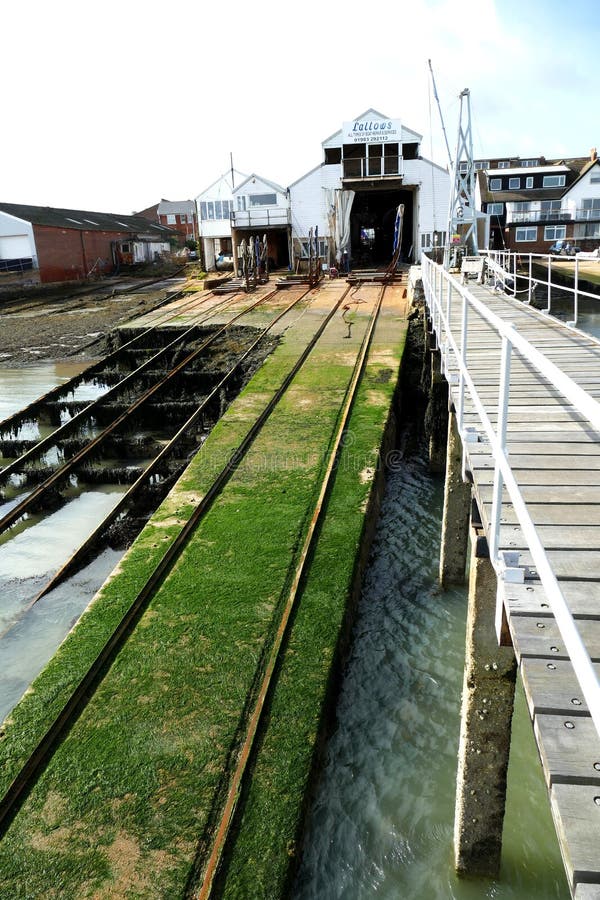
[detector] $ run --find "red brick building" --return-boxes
[137,199,198,247]
[0,203,176,283]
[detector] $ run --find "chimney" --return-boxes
[592,148,598,162]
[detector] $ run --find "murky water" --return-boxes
[0,361,90,421]
[294,438,569,900]
[0,365,127,723]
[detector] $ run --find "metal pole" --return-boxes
[546,255,552,314]
[489,332,512,562]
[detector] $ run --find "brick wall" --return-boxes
[33,225,123,282]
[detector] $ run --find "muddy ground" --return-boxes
[0,275,186,368]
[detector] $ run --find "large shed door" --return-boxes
[0,234,32,259]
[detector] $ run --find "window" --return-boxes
[200,202,207,220]
[459,161,468,173]
[487,203,504,215]
[591,176,600,184]
[300,238,328,258]
[526,176,534,188]
[249,193,277,207]
[497,161,510,169]
[490,178,502,191]
[515,227,537,242]
[575,222,600,238]
[522,159,540,167]
[542,174,566,187]
[540,200,563,219]
[324,147,342,165]
[474,161,489,170]
[214,201,222,220]
[166,214,176,224]
[237,196,246,212]
[544,225,566,241]
[509,177,520,189]
[582,198,600,211]
[513,201,531,212]
[207,203,215,220]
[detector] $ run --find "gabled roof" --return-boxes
[195,169,249,201]
[321,108,422,147]
[562,157,600,196]
[0,202,176,236]
[233,174,286,195]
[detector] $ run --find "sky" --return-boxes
[2,0,598,215]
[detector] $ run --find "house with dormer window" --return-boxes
[475,150,600,252]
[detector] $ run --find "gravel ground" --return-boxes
[0,276,185,368]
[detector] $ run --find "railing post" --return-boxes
[546,255,552,314]
[512,253,517,297]
[527,254,532,304]
[457,294,468,434]
[570,255,579,327]
[489,332,512,563]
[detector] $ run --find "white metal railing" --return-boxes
[422,253,600,740]
[230,209,291,228]
[485,249,600,328]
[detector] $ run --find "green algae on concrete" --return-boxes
[0,284,392,897]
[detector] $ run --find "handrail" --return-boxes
[484,249,599,327]
[422,254,600,740]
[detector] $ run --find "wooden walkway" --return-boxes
[442,281,600,899]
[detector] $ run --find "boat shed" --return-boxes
[0,203,176,283]
[289,108,450,268]
[230,174,291,272]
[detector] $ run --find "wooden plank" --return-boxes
[550,783,600,890]
[520,658,600,716]
[472,454,600,471]
[510,616,600,661]
[499,524,600,550]
[575,882,600,899]
[503,581,600,619]
[535,714,600,786]
[476,470,600,487]
[480,503,600,527]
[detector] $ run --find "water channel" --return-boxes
[293,435,569,899]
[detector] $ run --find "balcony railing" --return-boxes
[508,210,572,224]
[230,208,291,228]
[508,208,600,225]
[575,207,600,221]
[342,156,403,179]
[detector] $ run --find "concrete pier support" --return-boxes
[440,412,471,586]
[424,347,448,473]
[454,527,517,878]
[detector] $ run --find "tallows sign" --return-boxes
[342,118,402,144]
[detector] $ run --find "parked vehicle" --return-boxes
[216,252,234,271]
[549,240,583,256]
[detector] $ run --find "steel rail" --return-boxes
[195,283,386,900]
[0,283,350,838]
[0,288,243,475]
[30,286,316,603]
[422,254,600,740]
[0,291,274,533]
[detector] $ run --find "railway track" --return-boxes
[0,278,391,897]
[0,286,293,635]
